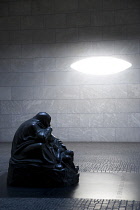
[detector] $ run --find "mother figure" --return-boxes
[7,112,79,187]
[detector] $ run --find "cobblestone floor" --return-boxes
[67,142,140,173]
[0,142,140,210]
[0,198,140,210]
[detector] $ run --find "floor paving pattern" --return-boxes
[0,142,140,210]
[0,198,140,210]
[67,142,140,173]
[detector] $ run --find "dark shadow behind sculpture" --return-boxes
[7,112,79,187]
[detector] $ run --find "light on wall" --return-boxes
[70,56,132,75]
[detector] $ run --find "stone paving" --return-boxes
[67,142,140,173]
[0,198,140,210]
[0,142,140,210]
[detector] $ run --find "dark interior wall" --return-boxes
[0,0,140,142]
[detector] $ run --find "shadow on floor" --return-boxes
[0,172,140,201]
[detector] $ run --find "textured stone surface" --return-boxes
[31,0,53,15]
[92,41,114,56]
[127,84,140,98]
[91,11,115,26]
[0,2,8,16]
[78,27,102,41]
[103,113,128,127]
[67,13,91,27]
[11,59,33,72]
[78,0,102,10]
[44,14,67,28]
[128,0,140,8]
[102,25,126,40]
[115,9,140,24]
[92,128,115,142]
[0,198,138,210]
[80,114,104,127]
[115,99,140,113]
[0,45,21,58]
[125,24,140,39]
[66,99,115,114]
[33,58,55,72]
[67,42,93,57]
[33,86,80,99]
[56,114,80,127]
[80,85,102,99]
[17,72,44,86]
[9,0,31,16]
[0,17,20,30]
[102,0,127,10]
[1,101,23,114]
[0,0,140,143]
[9,30,32,44]
[115,68,140,84]
[0,87,11,100]
[0,59,11,72]
[68,128,92,141]
[22,100,68,114]
[11,87,34,100]
[0,73,20,86]
[0,115,12,129]
[32,29,55,44]
[56,28,78,43]
[22,43,68,58]
[67,142,140,173]
[11,113,34,128]
[116,128,140,142]
[0,128,16,142]
[128,113,140,127]
[0,72,44,87]
[102,85,128,98]
[0,31,9,44]
[54,0,78,12]
[21,16,44,30]
[114,40,139,54]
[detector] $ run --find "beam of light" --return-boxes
[70,56,132,75]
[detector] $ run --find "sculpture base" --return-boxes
[7,162,79,188]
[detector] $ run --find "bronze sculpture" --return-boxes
[7,112,79,187]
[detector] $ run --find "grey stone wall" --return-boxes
[0,0,140,142]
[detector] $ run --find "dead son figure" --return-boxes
[7,112,79,187]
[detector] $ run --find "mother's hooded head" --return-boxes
[34,112,51,127]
